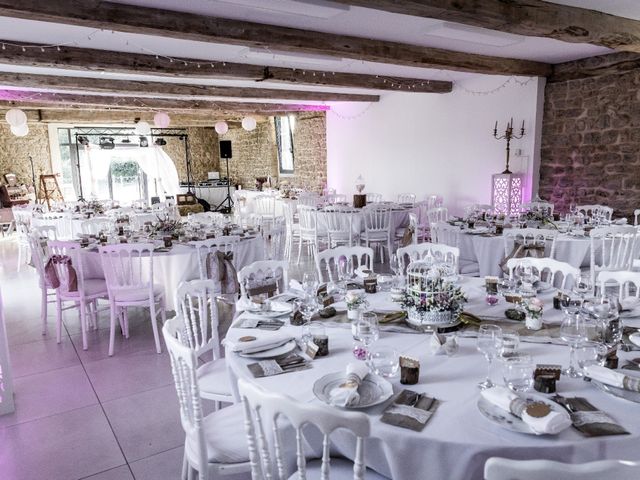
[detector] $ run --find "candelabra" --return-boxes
[493,118,525,174]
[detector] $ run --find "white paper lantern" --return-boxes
[153,112,171,128]
[241,116,257,131]
[10,123,29,137]
[134,121,151,135]
[5,108,27,127]
[215,121,229,135]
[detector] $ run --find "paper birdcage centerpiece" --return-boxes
[402,261,467,330]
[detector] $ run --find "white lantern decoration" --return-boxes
[153,112,171,128]
[215,121,229,135]
[134,121,151,136]
[10,123,29,137]
[241,116,257,131]
[5,108,27,127]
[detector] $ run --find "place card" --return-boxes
[553,396,629,437]
[381,389,439,432]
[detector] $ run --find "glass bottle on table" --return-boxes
[477,324,504,389]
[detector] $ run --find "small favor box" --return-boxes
[400,356,420,385]
[353,194,367,209]
[363,275,377,294]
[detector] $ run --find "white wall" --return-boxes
[326,76,543,216]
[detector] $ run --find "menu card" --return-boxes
[381,389,439,432]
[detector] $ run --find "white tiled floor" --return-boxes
[0,235,391,479]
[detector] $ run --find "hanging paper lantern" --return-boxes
[10,123,29,137]
[134,120,151,135]
[215,121,229,135]
[153,112,171,128]
[5,108,27,127]
[241,116,257,131]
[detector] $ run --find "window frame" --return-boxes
[274,116,295,176]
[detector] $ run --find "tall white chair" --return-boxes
[577,204,613,221]
[396,242,460,274]
[366,192,382,203]
[33,224,59,240]
[297,205,321,264]
[431,221,480,275]
[175,280,234,407]
[522,201,554,215]
[48,240,109,350]
[506,257,579,290]
[597,270,640,302]
[237,260,289,299]
[162,317,251,480]
[427,207,449,225]
[98,243,166,356]
[590,226,639,285]
[484,457,640,480]
[502,228,558,259]
[415,201,431,242]
[80,217,113,236]
[265,220,287,261]
[394,212,418,247]
[238,378,388,480]
[297,192,320,208]
[325,209,358,248]
[282,201,300,261]
[253,195,276,220]
[397,193,416,205]
[326,193,347,204]
[316,246,374,283]
[425,194,442,209]
[28,233,62,335]
[361,206,392,263]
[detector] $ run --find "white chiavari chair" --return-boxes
[431,221,480,276]
[264,218,287,261]
[597,270,640,303]
[253,194,276,220]
[427,207,448,225]
[282,201,299,261]
[484,457,640,480]
[315,246,374,283]
[238,378,388,480]
[326,193,348,204]
[48,240,109,350]
[28,232,61,334]
[590,226,639,286]
[397,193,416,205]
[396,242,460,274]
[577,204,613,222]
[394,212,418,247]
[237,260,289,299]
[162,317,251,480]
[297,192,320,208]
[324,208,358,248]
[361,205,392,263]
[297,205,321,264]
[98,243,166,356]
[502,228,558,258]
[506,257,579,290]
[80,217,113,236]
[366,192,382,203]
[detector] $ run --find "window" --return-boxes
[275,116,295,175]
[56,128,80,201]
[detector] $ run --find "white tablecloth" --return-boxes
[458,233,592,277]
[225,278,640,480]
[80,237,264,310]
[315,207,417,235]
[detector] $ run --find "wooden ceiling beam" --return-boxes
[0,72,380,102]
[332,0,640,53]
[550,51,640,83]
[0,1,550,77]
[0,90,329,115]
[0,42,451,94]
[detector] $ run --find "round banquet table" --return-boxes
[79,236,264,310]
[314,206,418,235]
[225,278,640,480]
[457,232,593,278]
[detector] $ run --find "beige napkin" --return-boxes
[481,386,571,435]
[226,332,293,354]
[584,365,640,392]
[329,362,370,407]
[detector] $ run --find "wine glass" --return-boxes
[302,271,319,297]
[354,311,380,352]
[572,274,593,298]
[298,296,319,333]
[560,290,583,316]
[390,253,402,285]
[477,324,503,389]
[560,313,587,377]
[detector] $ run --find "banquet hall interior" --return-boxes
[3,1,640,479]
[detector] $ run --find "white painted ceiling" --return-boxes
[0,0,636,100]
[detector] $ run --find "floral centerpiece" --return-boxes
[522,297,544,330]
[85,200,105,215]
[345,290,367,320]
[152,215,182,237]
[401,261,467,329]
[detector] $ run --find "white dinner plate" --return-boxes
[629,332,640,348]
[590,368,640,403]
[477,393,569,435]
[244,301,293,318]
[313,372,394,409]
[238,339,297,359]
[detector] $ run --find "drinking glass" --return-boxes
[560,314,587,377]
[477,324,503,389]
[354,311,380,350]
[501,332,520,358]
[560,290,583,316]
[573,273,593,298]
[297,296,319,329]
[302,271,319,297]
[390,253,402,285]
[575,341,607,375]
[502,355,534,393]
[367,347,399,378]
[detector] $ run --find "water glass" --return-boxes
[502,355,534,393]
[575,341,607,375]
[477,324,503,389]
[354,312,380,347]
[501,332,520,358]
[367,347,400,378]
[560,291,582,316]
[573,274,593,298]
[560,314,587,377]
[302,272,319,297]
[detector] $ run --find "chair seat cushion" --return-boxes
[112,284,164,302]
[196,359,234,398]
[185,403,249,464]
[288,458,390,480]
[364,232,389,241]
[61,278,108,298]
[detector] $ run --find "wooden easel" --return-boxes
[38,174,64,209]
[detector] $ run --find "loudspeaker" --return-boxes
[220,140,232,159]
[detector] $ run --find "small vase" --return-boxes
[526,315,542,330]
[347,308,360,321]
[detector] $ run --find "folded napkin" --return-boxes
[226,332,293,354]
[481,386,571,435]
[329,362,370,407]
[584,365,640,392]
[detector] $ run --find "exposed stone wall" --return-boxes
[0,123,52,186]
[161,127,219,182]
[539,71,640,218]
